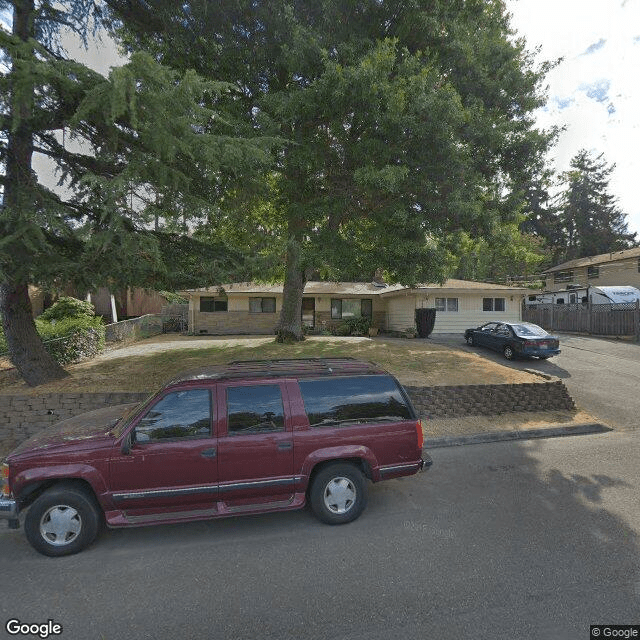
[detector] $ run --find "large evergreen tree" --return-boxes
[0,0,272,385]
[110,0,553,341]
[559,150,636,260]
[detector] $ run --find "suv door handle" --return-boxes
[277,442,292,451]
[200,448,217,459]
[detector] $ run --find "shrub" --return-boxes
[36,316,106,365]
[344,316,372,336]
[0,312,105,364]
[40,297,95,321]
[333,322,352,336]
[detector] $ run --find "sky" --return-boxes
[5,2,640,237]
[505,0,640,236]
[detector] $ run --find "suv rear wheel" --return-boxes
[309,462,368,525]
[24,485,101,557]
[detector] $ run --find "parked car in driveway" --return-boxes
[464,321,561,360]
[0,358,429,556]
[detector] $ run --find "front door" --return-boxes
[216,381,294,509]
[109,387,218,516]
[301,297,315,328]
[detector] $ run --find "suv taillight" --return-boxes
[416,420,424,450]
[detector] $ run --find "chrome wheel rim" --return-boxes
[505,347,513,359]
[323,477,356,514]
[40,505,82,546]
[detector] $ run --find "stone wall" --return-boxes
[194,311,277,335]
[313,311,386,332]
[405,381,575,418]
[0,392,148,455]
[0,381,576,455]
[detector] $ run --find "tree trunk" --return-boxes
[0,283,69,386]
[0,1,67,386]
[275,232,306,343]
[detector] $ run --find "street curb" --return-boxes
[425,422,612,449]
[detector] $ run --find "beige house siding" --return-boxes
[187,281,526,335]
[546,258,640,291]
[386,295,418,332]
[387,291,522,333]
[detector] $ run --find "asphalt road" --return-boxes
[1,430,639,640]
[431,333,640,430]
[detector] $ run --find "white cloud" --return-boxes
[507,0,640,236]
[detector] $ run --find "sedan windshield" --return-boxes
[510,324,548,338]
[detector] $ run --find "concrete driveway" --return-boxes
[428,333,640,431]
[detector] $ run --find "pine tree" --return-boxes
[0,1,272,385]
[559,150,637,260]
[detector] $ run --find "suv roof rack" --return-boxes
[166,358,385,385]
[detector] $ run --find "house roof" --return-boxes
[183,279,528,297]
[544,246,640,273]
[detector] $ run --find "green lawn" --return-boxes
[0,335,541,394]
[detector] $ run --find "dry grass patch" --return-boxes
[0,335,542,394]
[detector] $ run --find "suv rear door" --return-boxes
[292,375,419,472]
[216,380,295,508]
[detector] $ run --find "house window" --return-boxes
[200,296,228,312]
[554,270,574,284]
[482,298,506,312]
[249,297,276,313]
[435,298,458,312]
[331,298,373,319]
[587,266,599,279]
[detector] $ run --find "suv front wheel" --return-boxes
[309,462,368,525]
[24,484,101,557]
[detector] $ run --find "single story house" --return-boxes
[544,246,640,292]
[183,279,529,335]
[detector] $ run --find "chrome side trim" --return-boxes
[378,462,422,477]
[218,477,296,493]
[112,484,218,501]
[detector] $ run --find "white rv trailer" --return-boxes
[526,285,640,306]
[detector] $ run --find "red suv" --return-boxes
[0,358,429,556]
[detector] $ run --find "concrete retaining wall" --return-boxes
[0,381,575,455]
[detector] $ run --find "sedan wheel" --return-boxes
[466,335,475,346]
[503,345,514,360]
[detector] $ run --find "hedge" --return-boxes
[0,316,106,366]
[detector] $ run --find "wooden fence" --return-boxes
[522,302,640,339]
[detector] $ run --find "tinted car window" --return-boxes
[227,384,285,434]
[299,375,412,427]
[136,389,211,442]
